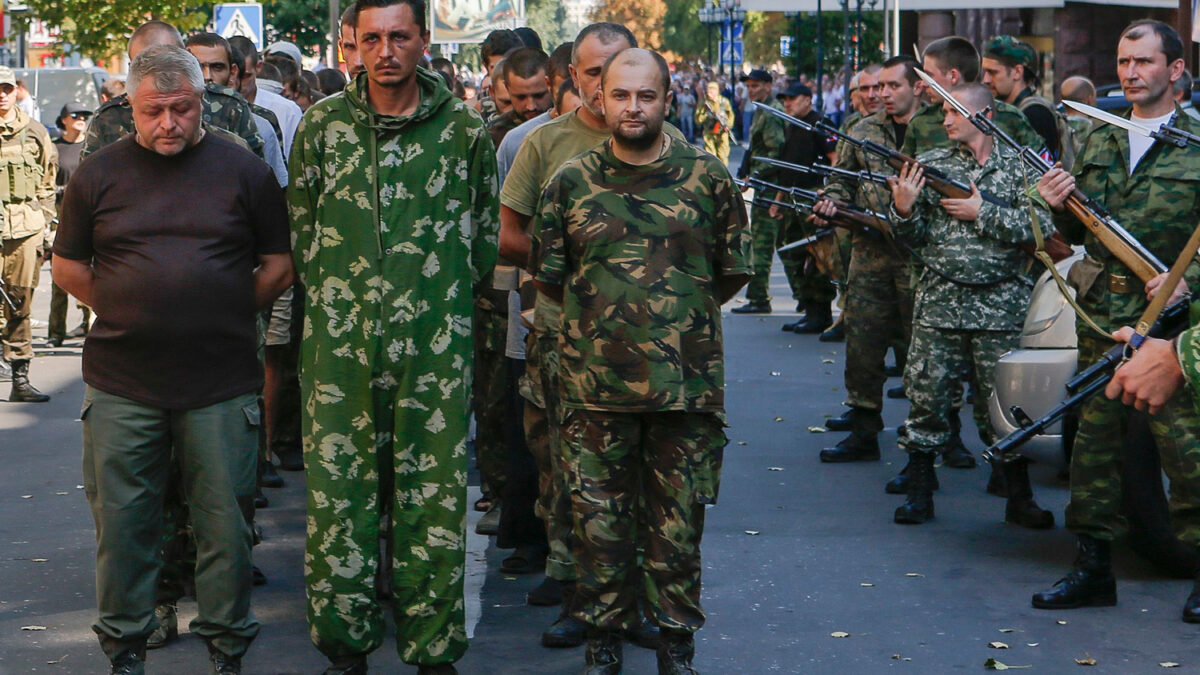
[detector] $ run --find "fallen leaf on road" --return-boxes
[503,576,517,581]
[55,492,68,496]
[737,441,748,446]
[806,426,827,433]
[775,416,785,422]
[905,572,924,577]
[1161,663,1181,668]
[46,655,67,664]
[31,558,47,563]
[770,371,781,376]
[860,583,874,587]
[1027,643,1039,647]
[998,628,1018,633]
[1075,654,1097,666]
[989,642,1009,649]
[830,631,850,638]
[822,359,835,364]
[767,467,784,471]
[1056,620,1068,625]
[744,530,760,535]
[890,654,912,661]
[21,495,31,499]
[984,658,1031,670]
[21,625,46,631]
[76,485,84,489]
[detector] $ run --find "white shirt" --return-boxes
[254,88,302,157]
[1128,110,1174,172]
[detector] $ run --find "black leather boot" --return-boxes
[824,408,856,432]
[818,317,845,342]
[1183,569,1200,623]
[1031,535,1116,609]
[9,360,49,402]
[820,431,880,462]
[657,630,699,675]
[941,411,976,468]
[790,302,832,333]
[884,459,939,494]
[986,463,1008,497]
[886,385,907,399]
[1002,458,1054,529]
[894,452,936,524]
[542,582,586,648]
[732,300,771,314]
[584,631,622,675]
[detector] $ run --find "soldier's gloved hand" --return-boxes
[939,181,982,222]
[1036,163,1074,211]
[1106,326,1184,416]
[1145,273,1189,304]
[812,197,837,226]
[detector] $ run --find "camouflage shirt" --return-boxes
[738,97,785,180]
[0,108,57,241]
[900,100,1043,157]
[1050,105,1200,332]
[695,96,735,139]
[891,141,1051,331]
[487,109,524,149]
[533,137,752,413]
[82,83,265,159]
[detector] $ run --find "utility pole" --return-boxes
[328,0,341,68]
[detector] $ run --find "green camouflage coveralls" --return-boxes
[533,137,750,634]
[82,83,265,159]
[899,99,1044,158]
[891,141,1050,452]
[287,70,499,664]
[695,95,734,166]
[822,110,913,430]
[1049,107,1200,545]
[740,97,788,305]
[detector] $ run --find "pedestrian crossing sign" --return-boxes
[215,3,264,50]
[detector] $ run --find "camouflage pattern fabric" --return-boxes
[1064,115,1093,170]
[478,94,498,124]
[893,141,1050,332]
[251,102,284,146]
[1051,107,1200,544]
[287,69,498,665]
[822,111,913,417]
[82,83,266,159]
[902,324,1018,452]
[742,98,788,305]
[695,96,734,165]
[472,303,509,498]
[891,140,1047,451]
[562,408,726,633]
[899,100,1043,158]
[533,137,752,413]
[486,109,522,148]
[1066,335,1200,544]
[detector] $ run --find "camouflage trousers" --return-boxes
[746,208,805,305]
[562,408,726,634]
[702,132,730,166]
[901,325,1017,453]
[1066,335,1200,544]
[521,331,576,581]
[843,242,914,416]
[473,305,509,499]
[303,383,467,665]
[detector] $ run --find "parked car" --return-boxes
[990,252,1197,577]
[12,67,110,134]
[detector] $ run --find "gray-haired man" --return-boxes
[53,45,293,675]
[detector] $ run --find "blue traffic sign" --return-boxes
[215,3,264,50]
[719,40,744,65]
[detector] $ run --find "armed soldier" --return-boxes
[730,69,787,315]
[886,83,1053,525]
[981,35,1062,161]
[696,81,734,165]
[1032,19,1200,616]
[813,56,922,464]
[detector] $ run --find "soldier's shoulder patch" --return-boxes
[204,82,245,102]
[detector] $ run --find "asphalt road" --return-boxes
[3,184,1200,672]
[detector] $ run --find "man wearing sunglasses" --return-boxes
[49,102,92,348]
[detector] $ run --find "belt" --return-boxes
[1108,272,1133,295]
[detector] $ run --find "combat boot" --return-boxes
[986,463,1008,497]
[894,451,936,524]
[883,459,939,494]
[543,582,586,648]
[9,360,49,402]
[206,643,241,675]
[1182,564,1200,623]
[818,316,844,342]
[823,407,858,432]
[731,301,771,314]
[110,649,146,675]
[819,432,880,462]
[656,630,699,675]
[1002,457,1054,529]
[0,358,11,382]
[941,411,976,469]
[146,603,178,649]
[583,631,622,675]
[790,302,832,334]
[625,615,661,649]
[1031,535,1116,609]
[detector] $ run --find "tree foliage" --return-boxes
[588,0,666,50]
[23,0,206,59]
[525,0,574,51]
[263,0,335,54]
[661,0,707,63]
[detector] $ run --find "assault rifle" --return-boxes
[984,222,1200,463]
[913,69,1167,283]
[740,176,891,237]
[753,156,888,188]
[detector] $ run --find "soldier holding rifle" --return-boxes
[1032,19,1200,619]
[696,81,734,165]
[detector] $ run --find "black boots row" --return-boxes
[584,629,697,675]
[8,359,49,403]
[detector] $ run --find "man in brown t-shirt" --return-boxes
[52,45,293,675]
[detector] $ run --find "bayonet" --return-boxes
[1064,100,1200,149]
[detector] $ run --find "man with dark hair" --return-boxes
[814,56,922,465]
[54,44,294,675]
[316,67,348,95]
[487,47,551,146]
[496,41,573,183]
[337,5,365,78]
[982,35,1060,159]
[515,25,542,50]
[1032,18,1200,620]
[888,82,1051,525]
[229,34,302,160]
[288,0,498,671]
[1174,69,1200,122]
[922,36,980,85]
[534,46,749,674]
[83,21,264,160]
[477,29,523,120]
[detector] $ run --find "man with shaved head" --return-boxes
[885,82,1053,526]
[533,47,750,674]
[1060,75,1097,163]
[82,20,264,158]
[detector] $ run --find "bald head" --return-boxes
[602,48,670,96]
[950,82,993,114]
[1061,75,1097,107]
[128,21,183,59]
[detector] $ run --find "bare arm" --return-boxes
[500,204,533,268]
[254,253,295,309]
[51,255,95,307]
